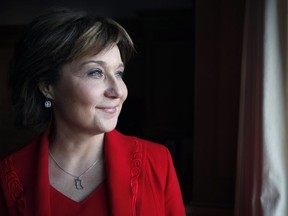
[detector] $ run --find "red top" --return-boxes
[50,180,109,216]
[0,130,186,216]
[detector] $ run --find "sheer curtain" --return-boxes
[235,0,288,215]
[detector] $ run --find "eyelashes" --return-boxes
[87,69,125,79]
[115,71,125,79]
[87,69,103,78]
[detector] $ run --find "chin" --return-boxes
[100,120,118,133]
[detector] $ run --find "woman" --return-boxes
[0,7,186,216]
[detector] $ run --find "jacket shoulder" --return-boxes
[0,136,38,164]
[114,130,169,154]
[0,133,43,185]
[114,130,172,165]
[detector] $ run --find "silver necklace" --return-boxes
[48,151,101,190]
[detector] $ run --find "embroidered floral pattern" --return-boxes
[0,157,25,214]
[130,141,142,216]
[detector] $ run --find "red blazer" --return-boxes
[0,129,186,216]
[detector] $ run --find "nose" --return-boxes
[105,88,120,98]
[104,77,126,99]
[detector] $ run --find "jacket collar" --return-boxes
[34,130,51,216]
[104,130,143,216]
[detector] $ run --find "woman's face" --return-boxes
[49,45,128,135]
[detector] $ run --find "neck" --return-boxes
[48,127,106,172]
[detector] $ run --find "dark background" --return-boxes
[0,0,245,215]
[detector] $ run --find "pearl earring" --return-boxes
[44,95,51,108]
[44,100,51,108]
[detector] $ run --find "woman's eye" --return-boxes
[115,71,124,79]
[87,69,103,78]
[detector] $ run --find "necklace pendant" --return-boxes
[75,178,84,190]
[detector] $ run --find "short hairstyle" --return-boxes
[9,7,135,132]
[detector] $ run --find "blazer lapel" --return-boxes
[32,131,51,215]
[104,130,143,216]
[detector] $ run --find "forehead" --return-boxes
[62,45,124,72]
[76,45,123,65]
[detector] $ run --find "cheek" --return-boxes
[121,83,128,101]
[75,86,99,106]
[54,82,96,108]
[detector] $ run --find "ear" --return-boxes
[38,82,55,100]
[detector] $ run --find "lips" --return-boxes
[97,106,118,113]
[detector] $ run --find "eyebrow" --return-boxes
[80,60,124,68]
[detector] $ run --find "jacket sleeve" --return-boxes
[0,157,26,216]
[164,148,186,216]
[0,183,9,215]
